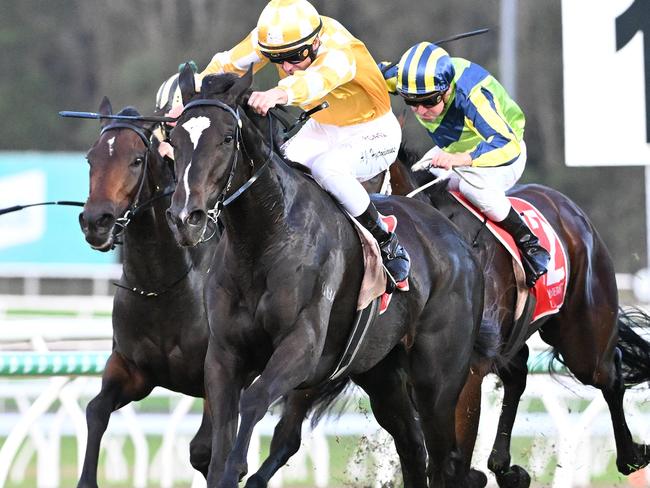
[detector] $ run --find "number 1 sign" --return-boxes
[562,0,650,166]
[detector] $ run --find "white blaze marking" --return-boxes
[182,116,211,149]
[107,136,115,156]
[179,116,211,210]
[183,161,193,209]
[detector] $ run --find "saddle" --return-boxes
[449,191,568,324]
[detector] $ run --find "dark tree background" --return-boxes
[0,0,645,272]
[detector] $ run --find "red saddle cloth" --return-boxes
[450,192,568,322]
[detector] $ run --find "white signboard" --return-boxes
[562,0,650,166]
[0,171,46,250]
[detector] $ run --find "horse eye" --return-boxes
[223,135,234,144]
[131,157,144,167]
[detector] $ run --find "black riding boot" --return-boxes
[498,207,551,287]
[356,202,411,291]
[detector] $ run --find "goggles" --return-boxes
[262,44,314,65]
[402,92,444,108]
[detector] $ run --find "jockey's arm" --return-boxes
[277,44,356,106]
[201,29,269,79]
[464,89,521,168]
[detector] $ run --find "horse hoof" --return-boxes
[496,465,531,488]
[467,468,488,487]
[244,474,267,488]
[617,444,650,475]
[617,459,650,475]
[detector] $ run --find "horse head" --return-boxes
[166,63,254,247]
[79,97,172,250]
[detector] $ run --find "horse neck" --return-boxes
[122,168,192,284]
[219,116,303,256]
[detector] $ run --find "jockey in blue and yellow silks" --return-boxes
[382,42,550,287]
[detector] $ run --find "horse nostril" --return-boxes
[166,209,178,227]
[96,214,115,229]
[188,210,206,226]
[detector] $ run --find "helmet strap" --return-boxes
[308,38,320,62]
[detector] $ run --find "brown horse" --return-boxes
[393,145,650,487]
[76,98,218,487]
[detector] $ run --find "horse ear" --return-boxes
[178,63,197,106]
[98,96,112,128]
[228,64,254,104]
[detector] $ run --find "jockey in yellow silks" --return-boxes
[158,0,410,285]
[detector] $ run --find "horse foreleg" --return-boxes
[189,400,212,478]
[244,390,315,488]
[77,352,152,488]
[204,343,244,488]
[352,345,428,488]
[488,345,531,488]
[219,326,317,488]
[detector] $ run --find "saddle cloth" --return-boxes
[352,213,409,313]
[450,192,569,322]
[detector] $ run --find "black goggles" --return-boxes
[403,92,444,107]
[262,44,314,65]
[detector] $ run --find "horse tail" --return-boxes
[616,307,650,386]
[472,317,502,370]
[547,307,650,383]
[309,377,353,428]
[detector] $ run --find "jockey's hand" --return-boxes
[248,88,288,116]
[158,141,174,160]
[164,103,184,127]
[429,151,472,170]
[411,146,442,171]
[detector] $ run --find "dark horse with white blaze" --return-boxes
[76,98,437,488]
[392,147,650,487]
[164,64,496,487]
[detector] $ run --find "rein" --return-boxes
[0,200,84,216]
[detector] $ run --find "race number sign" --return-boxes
[562,0,650,166]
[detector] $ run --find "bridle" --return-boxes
[178,98,275,241]
[99,121,174,243]
[99,121,194,297]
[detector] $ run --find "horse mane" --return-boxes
[200,73,242,97]
[116,106,141,117]
[200,73,312,175]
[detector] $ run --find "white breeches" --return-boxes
[281,111,401,216]
[429,141,527,222]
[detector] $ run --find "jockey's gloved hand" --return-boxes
[411,146,443,171]
[377,61,398,95]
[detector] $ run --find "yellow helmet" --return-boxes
[257,0,322,57]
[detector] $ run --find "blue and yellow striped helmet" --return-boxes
[397,42,455,98]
